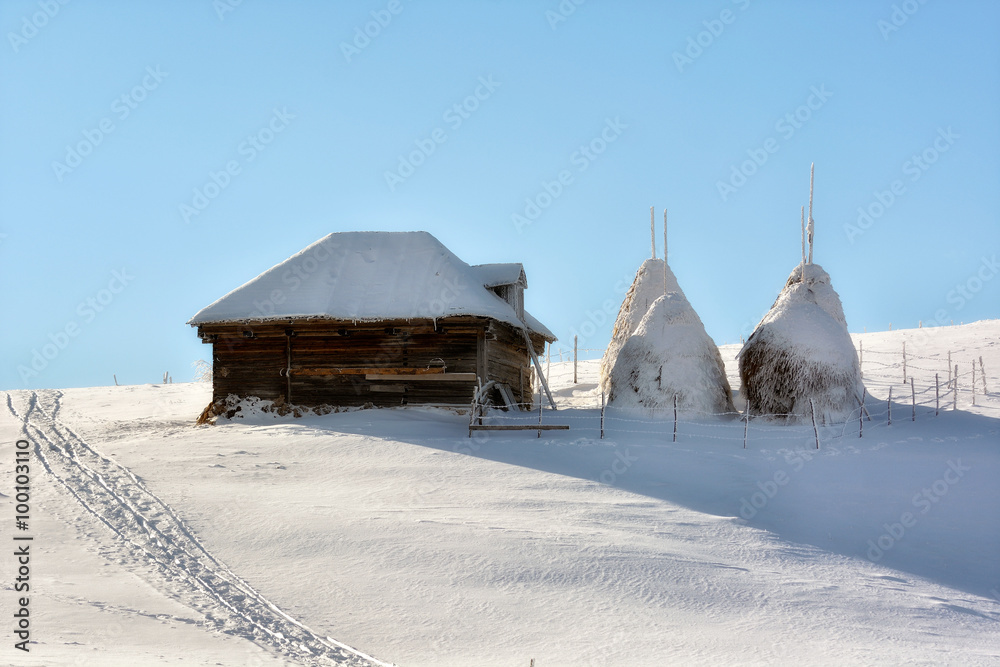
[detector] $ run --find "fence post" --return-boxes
[935,373,939,416]
[859,387,865,438]
[980,356,989,394]
[537,392,543,438]
[742,402,749,449]
[672,394,678,443]
[573,335,578,384]
[600,391,605,440]
[910,377,915,421]
[887,386,892,426]
[954,364,958,411]
[810,399,820,450]
[972,361,976,406]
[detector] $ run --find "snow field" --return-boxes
[1,320,998,666]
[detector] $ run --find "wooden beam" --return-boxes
[365,373,477,382]
[293,367,445,376]
[469,424,569,431]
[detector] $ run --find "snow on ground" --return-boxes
[2,321,999,666]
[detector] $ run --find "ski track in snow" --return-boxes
[4,389,391,667]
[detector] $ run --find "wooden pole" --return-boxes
[538,391,543,438]
[600,390,605,439]
[910,377,915,421]
[810,398,820,449]
[663,208,668,265]
[954,364,958,410]
[742,402,749,449]
[113,374,118,387]
[972,360,976,406]
[887,386,892,426]
[981,356,989,393]
[859,387,865,438]
[573,335,578,384]
[650,205,656,259]
[672,394,678,443]
[800,205,806,265]
[807,163,815,265]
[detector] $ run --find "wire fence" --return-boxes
[476,340,996,444]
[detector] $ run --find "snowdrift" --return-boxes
[738,263,863,422]
[600,258,679,392]
[608,292,736,416]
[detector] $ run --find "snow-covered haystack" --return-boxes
[738,263,863,423]
[608,292,736,416]
[600,258,680,392]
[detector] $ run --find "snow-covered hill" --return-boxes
[2,321,999,666]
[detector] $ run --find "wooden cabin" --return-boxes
[189,231,555,409]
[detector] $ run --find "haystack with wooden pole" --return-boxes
[737,165,863,422]
[603,208,735,415]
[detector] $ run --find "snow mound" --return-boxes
[738,263,863,422]
[600,258,680,392]
[608,292,736,416]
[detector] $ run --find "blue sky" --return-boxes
[2,0,998,389]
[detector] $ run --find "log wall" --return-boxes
[199,317,547,409]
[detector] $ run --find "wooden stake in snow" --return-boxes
[600,390,605,439]
[743,401,749,449]
[113,374,118,387]
[972,360,976,406]
[980,356,989,393]
[807,163,815,265]
[538,393,543,438]
[663,208,668,295]
[672,394,678,442]
[573,335,578,384]
[800,205,806,265]
[910,377,916,421]
[859,387,865,438]
[650,206,656,259]
[954,364,959,410]
[810,398,820,449]
[888,386,892,426]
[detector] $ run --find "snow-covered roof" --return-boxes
[471,263,527,289]
[188,231,555,340]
